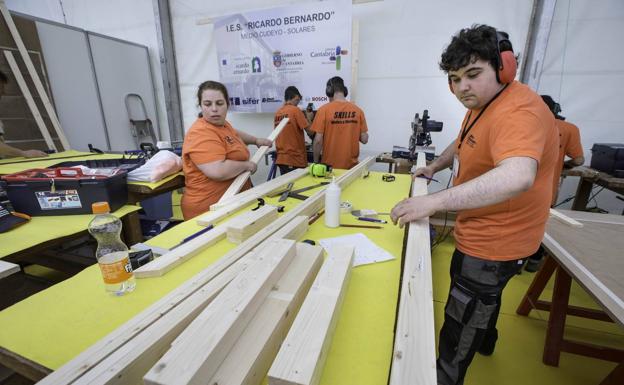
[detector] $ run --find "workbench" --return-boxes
[0,171,417,385]
[562,166,624,211]
[0,150,186,203]
[516,210,624,384]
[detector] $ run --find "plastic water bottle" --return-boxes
[324,177,341,228]
[88,202,136,295]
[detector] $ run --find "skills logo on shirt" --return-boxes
[224,136,235,145]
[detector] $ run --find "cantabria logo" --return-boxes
[310,45,348,70]
[329,45,348,70]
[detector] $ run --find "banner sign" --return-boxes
[214,0,352,112]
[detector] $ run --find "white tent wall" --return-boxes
[169,0,534,184]
[5,0,171,142]
[4,0,623,212]
[538,0,624,213]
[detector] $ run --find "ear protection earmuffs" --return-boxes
[448,29,517,94]
[325,77,348,98]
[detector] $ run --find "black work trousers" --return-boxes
[436,249,526,385]
[277,164,300,175]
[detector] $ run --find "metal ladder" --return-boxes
[125,93,157,149]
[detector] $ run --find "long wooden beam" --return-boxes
[268,244,354,385]
[210,167,308,211]
[0,0,70,150]
[143,239,297,385]
[218,117,289,202]
[133,226,227,278]
[70,253,257,385]
[208,242,323,385]
[389,152,437,385]
[3,50,56,151]
[549,208,583,228]
[135,205,279,278]
[36,156,376,385]
[226,205,279,244]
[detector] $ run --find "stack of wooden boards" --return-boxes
[37,158,375,385]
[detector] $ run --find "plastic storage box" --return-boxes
[0,167,128,216]
[590,143,624,177]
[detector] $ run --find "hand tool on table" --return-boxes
[340,223,382,229]
[415,175,440,183]
[351,209,390,218]
[278,182,294,202]
[358,217,387,224]
[269,181,330,201]
[170,225,215,250]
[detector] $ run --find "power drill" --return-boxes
[309,163,332,177]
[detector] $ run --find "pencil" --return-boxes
[340,224,383,229]
[416,175,440,183]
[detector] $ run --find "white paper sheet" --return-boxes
[319,233,396,267]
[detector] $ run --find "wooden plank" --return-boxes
[35,156,376,385]
[0,260,20,279]
[226,205,279,244]
[218,117,289,202]
[143,239,297,385]
[3,50,56,151]
[210,167,308,211]
[0,346,50,382]
[268,244,354,385]
[271,216,309,241]
[389,152,437,385]
[133,226,227,278]
[549,208,583,228]
[208,242,324,385]
[0,1,70,150]
[70,254,257,385]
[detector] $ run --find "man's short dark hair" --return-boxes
[284,86,301,101]
[541,95,562,117]
[326,76,348,97]
[439,24,513,74]
[0,70,8,84]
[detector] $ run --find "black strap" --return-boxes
[458,84,509,149]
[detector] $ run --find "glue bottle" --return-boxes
[324,177,341,228]
[88,202,136,295]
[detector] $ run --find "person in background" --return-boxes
[0,70,47,159]
[273,86,314,175]
[311,76,368,169]
[390,25,558,385]
[181,80,272,220]
[524,95,585,272]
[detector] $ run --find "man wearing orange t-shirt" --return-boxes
[311,76,368,169]
[542,95,585,204]
[391,25,558,385]
[273,86,314,174]
[524,95,585,272]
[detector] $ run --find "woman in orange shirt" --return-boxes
[181,81,272,220]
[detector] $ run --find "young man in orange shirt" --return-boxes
[311,76,368,169]
[390,25,558,385]
[524,95,585,272]
[273,86,314,175]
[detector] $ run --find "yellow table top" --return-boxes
[0,205,141,258]
[0,171,412,385]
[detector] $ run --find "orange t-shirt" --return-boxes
[551,119,583,204]
[453,81,559,261]
[181,118,250,220]
[274,104,309,168]
[311,100,368,169]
